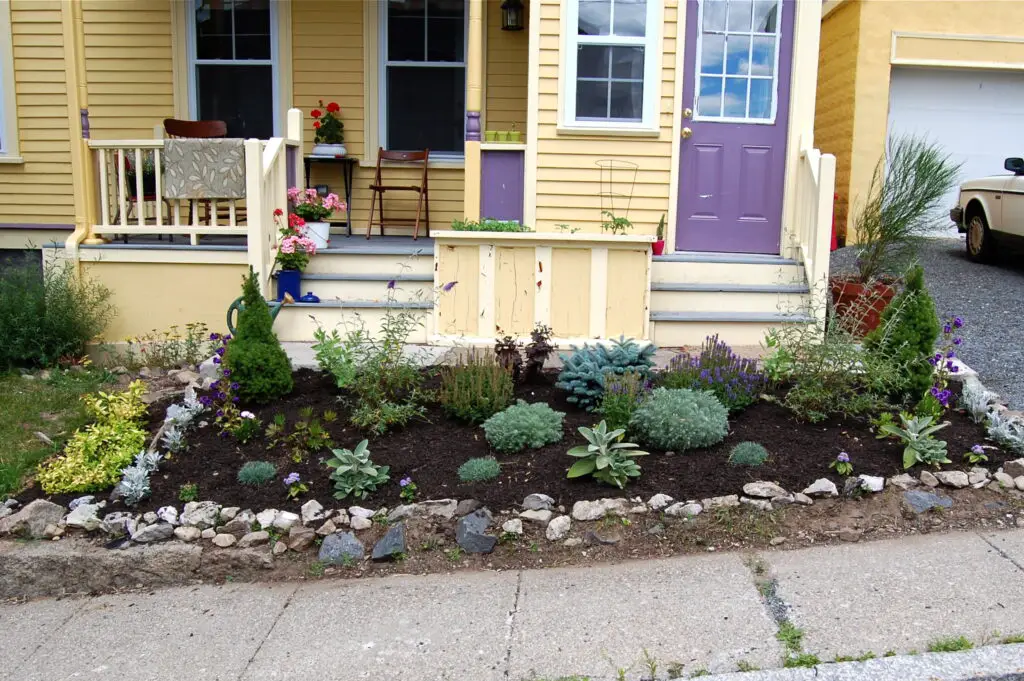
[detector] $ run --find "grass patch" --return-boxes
[688,669,710,678]
[0,368,113,496]
[834,652,876,662]
[735,660,759,672]
[776,621,805,654]
[784,653,821,668]
[1002,634,1024,644]
[926,636,973,653]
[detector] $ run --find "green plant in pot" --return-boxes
[652,214,666,255]
[830,135,960,336]
[125,152,158,199]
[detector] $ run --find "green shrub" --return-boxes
[439,351,514,423]
[482,400,565,453]
[662,335,766,412]
[629,388,729,452]
[556,336,656,411]
[864,265,939,399]
[36,381,148,494]
[237,460,277,486]
[0,255,113,370]
[599,370,651,431]
[326,439,390,500]
[224,269,293,404]
[457,456,501,482]
[311,325,357,389]
[729,441,769,467]
[566,420,649,488]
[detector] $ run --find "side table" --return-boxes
[304,155,357,237]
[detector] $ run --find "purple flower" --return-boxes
[930,386,940,397]
[213,357,221,364]
[950,365,959,373]
[442,280,458,292]
[837,452,850,463]
[284,472,301,486]
[928,356,938,366]
[953,317,964,328]
[400,477,412,487]
[224,334,232,341]
[946,350,956,359]
[231,382,240,390]
[210,332,221,341]
[223,369,232,377]
[216,409,224,417]
[953,337,963,346]
[386,280,396,289]
[232,396,240,403]
[943,324,952,334]
[216,346,226,356]
[971,444,985,455]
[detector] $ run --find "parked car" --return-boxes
[950,157,1024,261]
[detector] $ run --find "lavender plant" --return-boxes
[662,335,766,412]
[924,315,964,411]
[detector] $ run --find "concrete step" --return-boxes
[276,273,434,302]
[273,300,432,343]
[652,252,805,286]
[650,311,814,346]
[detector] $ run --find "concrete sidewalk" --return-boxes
[3,529,1024,681]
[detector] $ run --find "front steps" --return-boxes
[650,251,814,346]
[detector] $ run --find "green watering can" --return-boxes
[226,297,284,336]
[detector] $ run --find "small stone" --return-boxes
[139,366,164,379]
[968,467,990,486]
[132,523,174,543]
[201,528,216,539]
[919,470,940,488]
[740,497,773,512]
[646,523,665,536]
[769,537,786,546]
[793,493,813,506]
[220,507,240,522]
[455,510,497,553]
[842,477,863,497]
[523,493,555,511]
[570,498,629,521]
[888,474,919,490]
[181,501,221,529]
[802,478,838,498]
[219,516,254,538]
[665,502,702,518]
[0,499,65,539]
[65,503,102,532]
[350,516,372,531]
[420,499,458,519]
[100,512,135,537]
[156,506,179,525]
[69,495,96,510]
[857,475,885,493]
[348,506,375,519]
[702,494,740,508]
[647,493,674,511]
[519,509,554,524]
[1003,458,1024,478]
[273,511,301,531]
[839,527,862,542]
[994,472,1016,489]
[319,532,364,564]
[628,504,648,514]
[563,537,583,548]
[238,530,270,548]
[287,525,316,551]
[1016,476,1024,491]
[143,512,158,524]
[301,499,325,525]
[316,519,338,536]
[387,504,418,522]
[934,470,969,489]
[501,519,524,535]
[173,526,201,542]
[256,508,279,528]
[173,370,200,386]
[546,515,571,541]
[771,494,795,506]
[272,541,288,556]
[902,490,954,514]
[198,356,220,381]
[43,523,63,539]
[585,528,621,545]
[212,533,237,548]
[455,499,483,516]
[372,523,408,561]
[743,481,788,499]
[332,510,350,527]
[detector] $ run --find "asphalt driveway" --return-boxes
[831,237,1024,408]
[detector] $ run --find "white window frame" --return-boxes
[692,0,784,125]
[378,1,469,159]
[0,0,22,162]
[562,0,662,132]
[185,1,281,137]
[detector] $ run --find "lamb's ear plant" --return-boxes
[326,439,390,500]
[566,420,648,489]
[878,412,950,469]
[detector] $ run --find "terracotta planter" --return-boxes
[829,277,898,337]
[652,239,666,256]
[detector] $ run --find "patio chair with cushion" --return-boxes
[367,148,431,240]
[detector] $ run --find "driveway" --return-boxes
[831,237,1024,408]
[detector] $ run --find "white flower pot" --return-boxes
[305,221,330,250]
[311,143,346,157]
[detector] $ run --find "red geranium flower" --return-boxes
[310,109,322,118]
[273,208,284,216]
[326,102,340,113]
[313,121,321,129]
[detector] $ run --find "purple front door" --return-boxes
[675,0,794,254]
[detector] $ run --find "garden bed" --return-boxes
[18,369,1009,515]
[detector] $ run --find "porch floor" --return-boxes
[75,235,433,253]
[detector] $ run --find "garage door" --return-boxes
[887,67,1024,236]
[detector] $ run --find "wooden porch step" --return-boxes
[650,282,809,293]
[274,299,432,343]
[650,310,814,347]
[653,251,799,265]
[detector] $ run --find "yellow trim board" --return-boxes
[891,31,1024,69]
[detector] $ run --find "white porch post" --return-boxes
[463,0,484,221]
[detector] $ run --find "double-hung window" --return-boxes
[565,0,661,130]
[381,0,466,156]
[191,0,276,139]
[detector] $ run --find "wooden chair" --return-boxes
[367,148,431,240]
[161,118,242,234]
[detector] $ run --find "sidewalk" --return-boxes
[3,529,1024,681]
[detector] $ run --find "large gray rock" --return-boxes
[319,532,364,565]
[455,499,483,516]
[802,478,838,498]
[934,470,969,489]
[743,481,788,499]
[68,495,95,510]
[100,512,135,537]
[545,515,571,541]
[1003,458,1024,478]
[387,504,418,522]
[238,530,270,548]
[181,501,221,529]
[372,523,408,561]
[0,499,65,538]
[132,522,174,543]
[456,510,496,554]
[523,494,555,511]
[420,499,458,519]
[64,503,102,532]
[903,490,953,514]
[287,525,316,551]
[994,471,1016,489]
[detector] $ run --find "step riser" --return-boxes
[274,307,431,343]
[651,320,809,347]
[284,280,432,302]
[304,253,433,276]
[650,290,809,314]
[652,261,805,286]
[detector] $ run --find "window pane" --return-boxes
[610,46,644,79]
[197,65,273,138]
[578,45,610,78]
[388,0,425,61]
[725,35,750,75]
[749,78,772,119]
[427,0,464,62]
[750,36,774,75]
[697,76,723,117]
[753,0,778,32]
[578,0,611,35]
[195,2,233,60]
[727,0,752,31]
[576,80,609,118]
[233,0,271,59]
[701,34,725,74]
[609,81,643,120]
[387,66,465,153]
[723,77,748,117]
[612,0,646,37]
[703,0,727,31]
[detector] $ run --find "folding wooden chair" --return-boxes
[366,148,430,240]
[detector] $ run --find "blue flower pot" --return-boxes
[299,291,320,303]
[277,269,302,301]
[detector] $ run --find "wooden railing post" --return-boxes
[245,137,270,297]
[812,153,837,329]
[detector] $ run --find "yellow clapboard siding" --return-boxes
[484,0,528,132]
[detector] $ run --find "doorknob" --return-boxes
[681,127,693,139]
[683,107,693,119]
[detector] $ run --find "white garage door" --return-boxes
[887,67,1024,236]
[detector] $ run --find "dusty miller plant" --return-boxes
[959,381,998,424]
[117,450,163,506]
[987,411,1024,455]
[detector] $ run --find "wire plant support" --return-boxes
[596,159,638,226]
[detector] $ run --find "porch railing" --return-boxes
[793,140,836,328]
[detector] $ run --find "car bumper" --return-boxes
[950,205,965,232]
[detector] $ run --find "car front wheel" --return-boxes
[966,213,994,262]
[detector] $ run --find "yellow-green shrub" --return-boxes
[37,381,149,494]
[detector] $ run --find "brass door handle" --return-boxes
[681,127,693,139]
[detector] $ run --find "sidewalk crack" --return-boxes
[238,584,298,681]
[977,532,1024,572]
[501,570,524,681]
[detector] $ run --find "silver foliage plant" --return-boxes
[161,389,206,455]
[958,381,998,424]
[118,450,163,506]
[987,410,1024,456]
